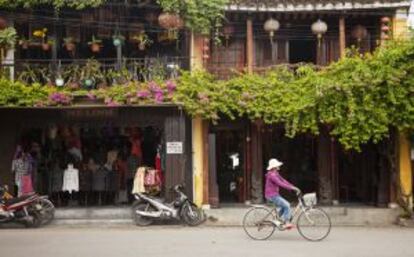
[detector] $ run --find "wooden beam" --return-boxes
[246,17,254,74]
[339,16,346,59]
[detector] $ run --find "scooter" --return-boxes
[0,185,55,228]
[132,184,205,226]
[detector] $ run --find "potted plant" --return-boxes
[18,37,31,49]
[32,28,48,48]
[63,37,76,52]
[132,31,152,50]
[88,35,102,53]
[80,59,105,89]
[112,34,125,47]
[0,27,17,58]
[42,39,54,51]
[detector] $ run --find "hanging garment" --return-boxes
[21,175,34,195]
[62,165,79,193]
[106,150,118,167]
[12,155,32,196]
[79,169,92,192]
[127,156,140,179]
[132,167,146,194]
[155,153,164,185]
[115,159,127,190]
[130,137,142,158]
[50,165,64,193]
[93,166,108,192]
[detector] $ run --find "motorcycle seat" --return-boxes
[4,194,36,206]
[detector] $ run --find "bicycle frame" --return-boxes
[257,196,314,228]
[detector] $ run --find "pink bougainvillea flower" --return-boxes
[137,90,150,98]
[154,92,164,103]
[148,81,162,94]
[166,80,177,92]
[87,92,96,100]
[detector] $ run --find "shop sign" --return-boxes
[166,142,183,154]
[64,109,117,119]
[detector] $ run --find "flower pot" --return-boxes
[42,43,51,51]
[68,82,80,90]
[138,43,146,51]
[65,43,76,52]
[21,42,29,50]
[113,38,122,47]
[83,79,95,88]
[90,43,101,53]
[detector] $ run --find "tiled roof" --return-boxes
[227,0,411,11]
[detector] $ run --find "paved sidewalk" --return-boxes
[49,205,402,227]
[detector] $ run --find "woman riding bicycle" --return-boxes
[265,158,301,230]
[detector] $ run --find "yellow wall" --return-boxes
[190,33,207,207]
[393,9,413,210]
[192,117,204,207]
[399,132,413,209]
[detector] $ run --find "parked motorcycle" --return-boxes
[132,184,205,226]
[0,185,55,228]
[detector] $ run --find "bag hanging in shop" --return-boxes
[144,169,160,187]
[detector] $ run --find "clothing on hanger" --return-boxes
[62,164,79,193]
[132,167,146,194]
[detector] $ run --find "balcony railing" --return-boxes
[0,56,190,88]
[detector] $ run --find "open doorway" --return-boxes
[289,39,317,64]
[215,129,245,203]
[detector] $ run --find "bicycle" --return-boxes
[243,192,331,241]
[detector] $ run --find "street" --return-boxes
[1,226,414,257]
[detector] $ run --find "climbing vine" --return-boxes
[0,39,413,150]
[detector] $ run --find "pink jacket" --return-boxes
[265,170,294,199]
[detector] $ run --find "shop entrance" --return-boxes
[210,121,247,204]
[262,127,318,202]
[0,107,192,207]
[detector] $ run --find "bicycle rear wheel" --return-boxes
[243,207,276,240]
[297,207,331,241]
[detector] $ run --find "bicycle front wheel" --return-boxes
[297,207,331,241]
[243,207,276,240]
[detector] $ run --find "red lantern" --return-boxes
[381,25,390,32]
[158,12,184,30]
[381,17,391,24]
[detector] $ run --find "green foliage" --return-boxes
[0,0,106,10]
[157,0,229,35]
[176,39,414,150]
[1,39,414,150]
[0,27,17,50]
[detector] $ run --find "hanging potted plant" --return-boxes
[42,39,54,51]
[158,12,184,31]
[63,37,76,52]
[132,31,152,50]
[18,37,32,50]
[112,33,125,47]
[0,27,17,59]
[88,35,102,53]
[33,28,48,49]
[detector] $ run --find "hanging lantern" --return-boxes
[311,19,328,39]
[380,17,391,41]
[351,25,368,42]
[158,12,184,30]
[202,37,210,62]
[222,24,235,47]
[223,25,235,38]
[311,19,328,47]
[381,17,391,24]
[263,18,280,43]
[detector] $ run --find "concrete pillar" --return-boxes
[398,132,413,212]
[190,33,205,71]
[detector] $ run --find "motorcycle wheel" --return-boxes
[38,198,55,226]
[132,202,155,226]
[25,212,42,228]
[181,202,205,226]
